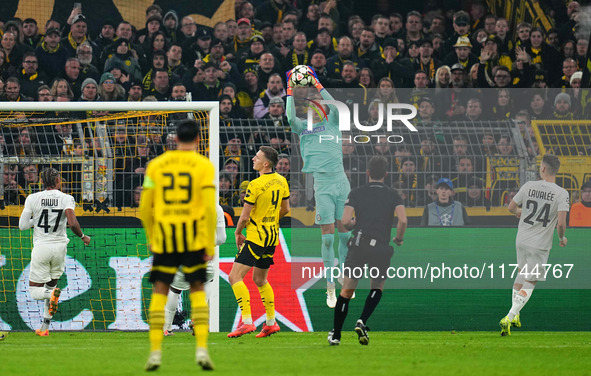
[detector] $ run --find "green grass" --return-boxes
[1,331,590,376]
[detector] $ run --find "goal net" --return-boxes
[0,101,221,331]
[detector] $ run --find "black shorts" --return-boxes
[234,240,275,269]
[149,249,207,285]
[345,237,394,280]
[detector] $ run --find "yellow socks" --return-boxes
[231,281,252,325]
[148,292,167,352]
[258,283,276,326]
[190,290,209,349]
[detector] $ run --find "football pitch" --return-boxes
[2,331,590,375]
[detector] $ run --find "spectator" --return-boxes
[22,18,41,49]
[302,4,321,40]
[61,14,89,57]
[219,172,239,207]
[526,27,561,85]
[443,36,478,72]
[552,92,573,120]
[76,42,100,82]
[413,38,441,85]
[1,77,32,102]
[3,164,23,205]
[464,176,490,207]
[358,67,375,88]
[257,52,282,89]
[396,157,418,207]
[229,18,254,58]
[187,63,220,102]
[98,72,125,101]
[307,28,336,58]
[17,52,47,100]
[147,68,171,101]
[355,28,381,69]
[79,78,100,102]
[61,58,83,98]
[282,32,310,71]
[374,77,399,103]
[495,18,512,54]
[528,91,552,120]
[236,68,261,118]
[104,38,143,82]
[275,154,294,186]
[262,96,288,128]
[255,0,295,25]
[435,65,451,89]
[92,19,116,58]
[37,85,53,102]
[205,39,240,84]
[22,163,43,195]
[162,10,180,43]
[373,14,390,46]
[555,58,577,88]
[237,35,266,72]
[491,88,513,120]
[370,38,413,88]
[421,178,471,226]
[50,78,74,101]
[569,181,591,227]
[442,11,471,57]
[15,128,41,157]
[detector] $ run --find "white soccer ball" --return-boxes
[290,65,313,87]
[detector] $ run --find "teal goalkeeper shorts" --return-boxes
[314,177,351,225]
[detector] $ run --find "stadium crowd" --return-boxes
[1,1,590,214]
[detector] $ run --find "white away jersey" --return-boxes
[513,180,569,250]
[21,190,76,246]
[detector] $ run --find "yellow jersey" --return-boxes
[142,150,215,254]
[244,172,290,247]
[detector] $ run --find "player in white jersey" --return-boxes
[499,154,569,336]
[163,205,227,336]
[18,168,91,336]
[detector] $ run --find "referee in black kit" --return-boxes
[328,155,407,346]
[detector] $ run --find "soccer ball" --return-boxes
[290,65,313,87]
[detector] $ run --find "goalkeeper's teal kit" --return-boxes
[286,89,351,224]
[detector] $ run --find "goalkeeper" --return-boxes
[163,204,226,336]
[286,66,351,308]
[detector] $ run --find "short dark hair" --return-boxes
[542,154,560,175]
[42,167,60,188]
[259,146,279,168]
[368,155,388,179]
[176,119,200,143]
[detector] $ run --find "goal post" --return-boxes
[0,101,222,332]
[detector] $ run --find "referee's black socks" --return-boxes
[333,295,350,339]
[360,289,382,325]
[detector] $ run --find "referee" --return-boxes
[328,155,407,346]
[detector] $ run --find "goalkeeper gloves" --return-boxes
[286,68,294,96]
[307,66,324,91]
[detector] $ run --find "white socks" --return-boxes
[164,291,180,331]
[508,281,536,320]
[30,286,52,301]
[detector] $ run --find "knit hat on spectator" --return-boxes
[100,72,115,85]
[570,71,583,85]
[250,34,265,43]
[312,49,326,57]
[269,96,284,108]
[453,36,472,48]
[486,34,502,47]
[243,67,258,77]
[210,38,224,49]
[581,180,591,190]
[554,92,571,106]
[219,94,233,103]
[221,81,237,94]
[106,60,128,74]
[102,19,116,28]
[81,78,98,91]
[420,38,433,47]
[72,14,87,25]
[383,38,398,50]
[468,177,485,188]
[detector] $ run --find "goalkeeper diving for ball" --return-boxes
[286,66,352,308]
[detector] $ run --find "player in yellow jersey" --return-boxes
[227,146,290,339]
[139,119,216,371]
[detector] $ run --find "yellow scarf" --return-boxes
[41,41,60,53]
[68,32,87,50]
[22,69,38,81]
[292,50,309,67]
[420,59,435,82]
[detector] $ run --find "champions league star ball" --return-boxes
[290,65,313,87]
